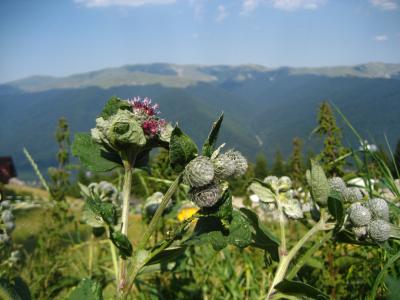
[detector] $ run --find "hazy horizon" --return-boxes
[1,0,400,83]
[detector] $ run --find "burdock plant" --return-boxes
[72,97,273,299]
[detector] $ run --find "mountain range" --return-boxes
[1,62,400,179]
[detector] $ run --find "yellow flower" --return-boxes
[177,207,199,222]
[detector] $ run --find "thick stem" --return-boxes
[122,173,182,297]
[266,215,332,299]
[275,192,287,257]
[118,153,135,292]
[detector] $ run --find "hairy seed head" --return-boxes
[349,203,371,226]
[368,219,391,242]
[367,198,389,221]
[213,154,236,179]
[184,156,215,188]
[189,183,221,208]
[225,150,248,177]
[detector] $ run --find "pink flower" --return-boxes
[142,119,161,137]
[129,97,159,116]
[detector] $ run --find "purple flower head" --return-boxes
[129,97,160,116]
[142,119,161,137]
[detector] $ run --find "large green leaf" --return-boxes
[71,133,121,172]
[145,246,187,266]
[68,278,103,300]
[110,231,133,258]
[274,279,329,300]
[202,113,224,157]
[100,96,131,120]
[185,217,228,251]
[227,210,252,248]
[386,275,400,300]
[169,126,198,172]
[0,278,21,300]
[240,207,280,261]
[307,160,330,206]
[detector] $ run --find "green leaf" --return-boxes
[100,96,131,120]
[386,275,400,300]
[185,217,228,251]
[13,277,31,300]
[308,160,330,206]
[240,207,280,261]
[227,210,252,248]
[86,195,119,226]
[274,279,329,300]
[68,278,103,300]
[145,246,187,266]
[0,278,22,300]
[202,113,224,157]
[327,196,344,231]
[248,180,275,203]
[169,126,198,172]
[72,133,121,172]
[110,231,133,258]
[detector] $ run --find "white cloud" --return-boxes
[269,0,326,11]
[374,34,388,41]
[216,5,229,22]
[370,0,398,10]
[241,0,326,14]
[75,0,176,7]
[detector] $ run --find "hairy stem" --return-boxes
[122,173,183,297]
[266,214,333,299]
[275,192,287,257]
[118,152,135,292]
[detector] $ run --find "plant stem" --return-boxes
[118,153,135,292]
[275,192,287,257]
[266,214,333,299]
[122,173,182,297]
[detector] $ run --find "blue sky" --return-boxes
[0,0,399,82]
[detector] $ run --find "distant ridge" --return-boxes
[3,62,400,93]
[1,62,400,178]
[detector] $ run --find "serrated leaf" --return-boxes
[274,279,329,300]
[169,126,198,172]
[68,278,103,300]
[202,113,224,157]
[240,207,280,261]
[100,96,131,120]
[72,133,121,172]
[308,160,329,206]
[227,210,252,248]
[110,231,133,258]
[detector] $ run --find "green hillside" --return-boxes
[1,62,400,178]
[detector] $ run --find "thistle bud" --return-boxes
[352,226,367,238]
[0,233,10,244]
[368,219,391,242]
[1,210,14,223]
[225,150,248,177]
[213,154,236,179]
[189,183,221,208]
[5,221,15,234]
[0,200,10,209]
[328,177,346,195]
[278,176,292,192]
[184,156,214,188]
[343,187,363,203]
[349,203,371,226]
[367,198,389,221]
